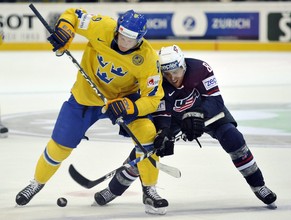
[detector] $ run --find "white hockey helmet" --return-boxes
[159,45,186,73]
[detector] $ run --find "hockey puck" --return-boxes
[57,197,67,207]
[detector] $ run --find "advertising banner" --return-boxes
[0,2,290,51]
[133,12,259,40]
[267,12,291,42]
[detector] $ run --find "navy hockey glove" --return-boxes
[154,128,175,157]
[105,98,138,125]
[181,110,204,141]
[47,19,75,56]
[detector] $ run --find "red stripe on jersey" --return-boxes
[206,88,220,95]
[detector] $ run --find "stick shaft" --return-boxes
[29,4,53,33]
[204,112,225,127]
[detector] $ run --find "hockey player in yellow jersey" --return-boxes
[16,9,168,214]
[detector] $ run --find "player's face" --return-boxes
[163,67,185,88]
[117,33,138,52]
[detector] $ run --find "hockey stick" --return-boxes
[29,4,181,178]
[69,150,155,188]
[69,112,224,188]
[174,112,225,142]
[204,112,225,127]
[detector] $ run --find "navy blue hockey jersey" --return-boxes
[153,58,225,130]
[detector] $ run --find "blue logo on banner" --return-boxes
[183,16,196,31]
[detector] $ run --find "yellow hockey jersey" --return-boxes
[58,8,164,117]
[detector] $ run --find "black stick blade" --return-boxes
[68,164,95,189]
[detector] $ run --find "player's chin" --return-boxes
[171,80,182,88]
[118,46,131,52]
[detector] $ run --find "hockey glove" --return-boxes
[47,19,75,56]
[154,128,175,157]
[181,110,204,141]
[105,98,138,125]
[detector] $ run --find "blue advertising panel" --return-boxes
[205,13,259,39]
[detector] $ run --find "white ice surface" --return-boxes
[0,51,291,220]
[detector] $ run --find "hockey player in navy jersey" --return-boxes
[95,45,277,212]
[152,45,277,208]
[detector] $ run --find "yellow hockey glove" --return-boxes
[105,98,138,125]
[47,19,75,56]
